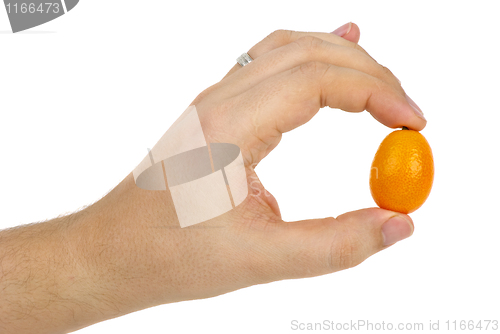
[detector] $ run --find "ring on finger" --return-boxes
[236,53,253,67]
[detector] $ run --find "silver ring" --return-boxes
[236,53,253,67]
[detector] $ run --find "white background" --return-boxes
[1,1,499,333]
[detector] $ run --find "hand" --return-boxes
[0,23,426,333]
[86,22,425,319]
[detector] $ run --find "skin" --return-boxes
[0,23,426,333]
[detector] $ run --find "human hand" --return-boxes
[0,23,427,333]
[76,22,426,316]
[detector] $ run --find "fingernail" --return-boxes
[405,94,426,121]
[382,215,414,246]
[331,22,352,37]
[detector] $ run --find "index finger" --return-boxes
[225,61,426,165]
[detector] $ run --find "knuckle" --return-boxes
[266,29,293,45]
[331,239,355,271]
[294,61,329,78]
[329,228,362,271]
[352,44,402,88]
[191,84,218,105]
[379,64,394,78]
[377,64,403,90]
[293,35,324,53]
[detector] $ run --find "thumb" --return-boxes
[261,208,414,281]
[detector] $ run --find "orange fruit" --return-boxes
[369,127,434,214]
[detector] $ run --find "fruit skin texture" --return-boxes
[370,129,434,214]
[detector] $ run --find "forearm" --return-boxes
[0,212,99,333]
[0,173,180,333]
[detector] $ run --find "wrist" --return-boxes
[70,173,182,315]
